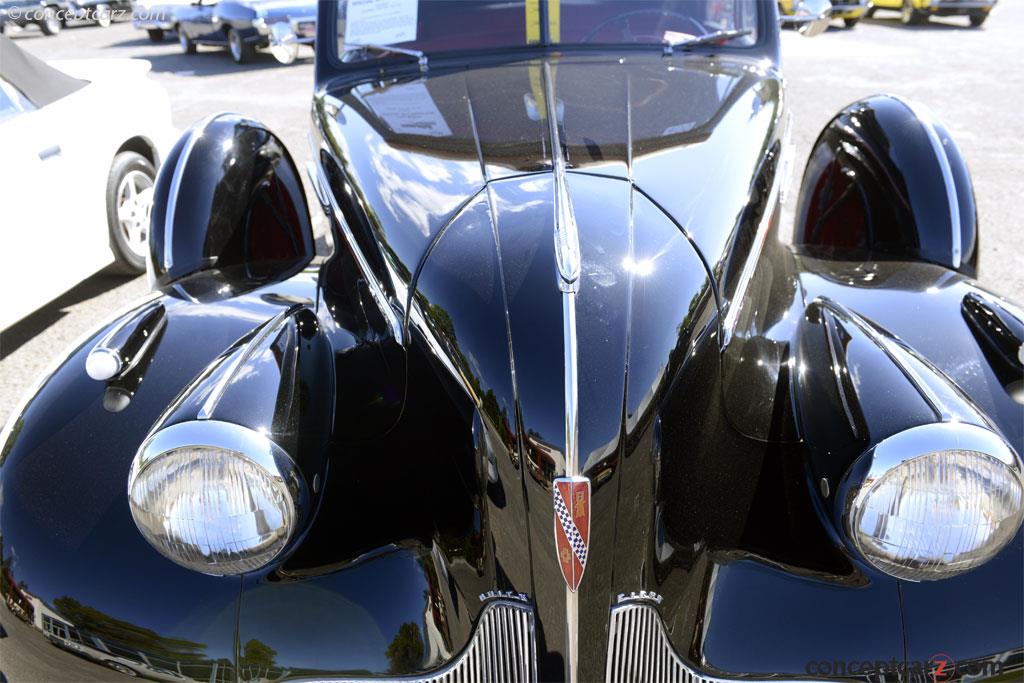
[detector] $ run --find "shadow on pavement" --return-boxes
[0,267,140,360]
[107,35,163,48]
[141,47,311,76]
[863,16,979,30]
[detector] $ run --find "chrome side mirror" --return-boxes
[786,0,832,36]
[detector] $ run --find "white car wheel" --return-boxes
[106,151,155,273]
[116,170,154,260]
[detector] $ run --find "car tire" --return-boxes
[844,17,859,28]
[147,28,164,41]
[179,26,196,53]
[94,3,112,27]
[38,6,61,35]
[106,151,155,274]
[968,9,988,26]
[227,27,254,64]
[865,6,876,17]
[900,0,925,25]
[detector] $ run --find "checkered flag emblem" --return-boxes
[552,477,590,592]
[554,486,588,566]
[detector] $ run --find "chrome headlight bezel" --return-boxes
[128,420,308,576]
[843,422,1024,582]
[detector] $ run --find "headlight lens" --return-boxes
[848,424,1024,581]
[129,421,303,575]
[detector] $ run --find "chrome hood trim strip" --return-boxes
[543,59,584,683]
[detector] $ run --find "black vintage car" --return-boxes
[175,0,317,64]
[2,1,1022,682]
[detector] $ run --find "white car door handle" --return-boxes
[38,145,62,160]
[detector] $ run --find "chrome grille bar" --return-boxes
[295,600,536,683]
[606,601,814,683]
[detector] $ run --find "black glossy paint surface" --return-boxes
[2,19,1023,683]
[795,94,979,277]
[150,114,316,291]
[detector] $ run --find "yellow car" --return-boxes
[868,0,996,26]
[779,0,872,28]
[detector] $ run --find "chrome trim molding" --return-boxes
[163,113,223,270]
[816,298,952,421]
[543,60,585,683]
[479,590,530,604]
[821,310,861,439]
[197,307,296,420]
[616,591,664,605]
[293,600,537,683]
[720,140,785,346]
[308,153,404,341]
[884,95,962,269]
[544,61,581,294]
[86,300,166,381]
[607,601,811,683]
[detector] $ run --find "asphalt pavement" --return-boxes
[1,4,1022,424]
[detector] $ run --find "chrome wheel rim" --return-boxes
[96,4,111,26]
[43,10,59,33]
[117,170,154,259]
[179,30,188,50]
[901,1,913,22]
[229,31,242,60]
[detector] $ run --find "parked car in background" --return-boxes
[0,35,175,330]
[869,0,996,25]
[175,0,316,64]
[780,0,871,27]
[63,0,133,26]
[0,0,64,34]
[0,0,130,33]
[131,0,189,41]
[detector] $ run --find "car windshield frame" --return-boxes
[326,0,770,74]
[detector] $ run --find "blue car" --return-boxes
[175,0,316,64]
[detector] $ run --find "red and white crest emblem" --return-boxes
[553,476,590,592]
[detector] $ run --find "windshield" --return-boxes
[336,0,760,63]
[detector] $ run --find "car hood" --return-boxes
[309,52,783,679]
[315,52,782,295]
[48,57,152,82]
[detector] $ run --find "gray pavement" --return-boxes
[2,5,1022,424]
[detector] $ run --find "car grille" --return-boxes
[301,599,537,683]
[606,601,822,683]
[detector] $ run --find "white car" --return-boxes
[0,34,176,330]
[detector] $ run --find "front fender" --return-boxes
[0,294,253,682]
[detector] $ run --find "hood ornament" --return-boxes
[553,476,590,592]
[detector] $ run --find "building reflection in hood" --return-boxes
[1,555,234,682]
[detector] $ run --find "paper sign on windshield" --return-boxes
[363,83,452,137]
[345,0,418,46]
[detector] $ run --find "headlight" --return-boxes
[128,421,306,575]
[847,423,1024,581]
